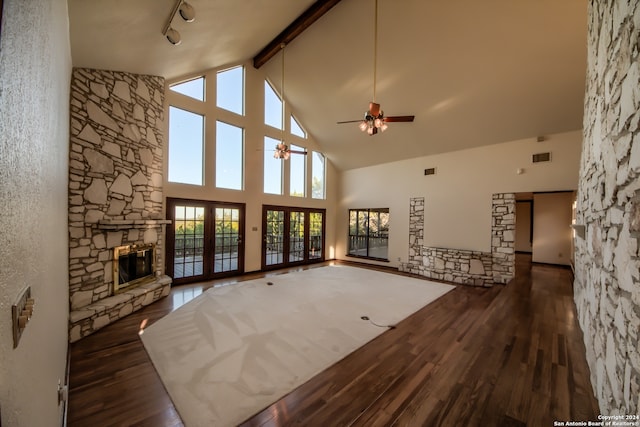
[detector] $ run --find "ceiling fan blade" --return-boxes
[289,150,308,155]
[337,119,363,124]
[383,115,415,123]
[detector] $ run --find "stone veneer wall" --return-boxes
[68,68,171,342]
[573,1,639,414]
[400,195,515,286]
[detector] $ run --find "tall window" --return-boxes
[215,121,244,190]
[217,66,244,115]
[166,69,326,198]
[289,144,305,197]
[264,136,283,194]
[168,106,204,185]
[348,208,389,260]
[312,151,326,199]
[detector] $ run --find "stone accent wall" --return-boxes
[400,195,515,287]
[418,247,493,286]
[68,68,171,342]
[573,1,639,415]
[491,193,516,284]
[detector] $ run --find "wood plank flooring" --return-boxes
[67,255,600,426]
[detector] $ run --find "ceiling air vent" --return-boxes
[532,152,551,163]
[424,168,436,176]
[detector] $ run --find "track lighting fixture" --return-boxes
[165,28,181,45]
[162,0,196,45]
[179,2,196,22]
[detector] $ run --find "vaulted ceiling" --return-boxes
[68,0,587,170]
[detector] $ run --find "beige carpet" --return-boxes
[140,265,454,427]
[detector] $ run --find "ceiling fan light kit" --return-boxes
[273,143,307,159]
[274,143,291,160]
[162,0,196,45]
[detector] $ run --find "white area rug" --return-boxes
[140,265,454,427]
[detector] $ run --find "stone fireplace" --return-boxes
[68,68,172,342]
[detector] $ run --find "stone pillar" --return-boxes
[491,193,515,284]
[400,197,425,275]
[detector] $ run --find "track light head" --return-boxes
[179,2,196,22]
[166,27,181,45]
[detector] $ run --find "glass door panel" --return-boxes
[288,211,305,263]
[265,209,285,267]
[214,207,241,273]
[173,205,206,280]
[309,212,323,260]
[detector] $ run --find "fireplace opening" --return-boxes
[113,243,156,293]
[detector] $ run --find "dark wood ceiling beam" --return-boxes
[253,0,343,69]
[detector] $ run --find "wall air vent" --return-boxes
[424,168,436,176]
[532,152,551,163]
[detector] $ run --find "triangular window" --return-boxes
[290,115,306,138]
[169,77,204,101]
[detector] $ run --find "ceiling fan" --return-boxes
[337,0,415,135]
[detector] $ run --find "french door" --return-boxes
[166,198,245,284]
[262,205,325,270]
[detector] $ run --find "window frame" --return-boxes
[347,208,390,261]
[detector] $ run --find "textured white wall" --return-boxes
[0,0,71,425]
[338,130,582,267]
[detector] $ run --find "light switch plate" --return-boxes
[12,286,33,348]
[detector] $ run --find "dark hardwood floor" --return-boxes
[67,256,600,426]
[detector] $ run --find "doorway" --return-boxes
[514,191,574,266]
[515,197,533,254]
[262,205,325,270]
[166,198,245,285]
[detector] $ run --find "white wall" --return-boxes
[338,130,582,268]
[532,192,574,265]
[0,0,71,426]
[164,63,338,272]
